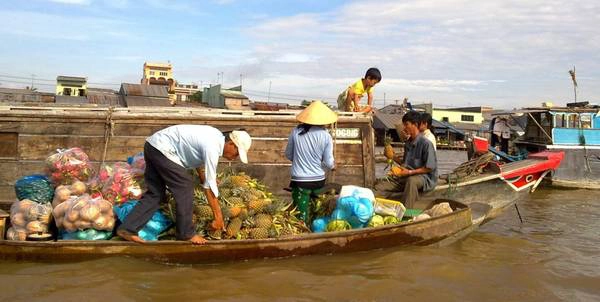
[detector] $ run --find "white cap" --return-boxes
[229,130,252,163]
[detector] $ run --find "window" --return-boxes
[461,115,474,122]
[555,114,565,128]
[63,88,72,96]
[581,114,592,128]
[442,117,449,122]
[149,71,155,75]
[568,114,579,128]
[159,72,168,76]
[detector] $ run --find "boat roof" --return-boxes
[492,107,599,116]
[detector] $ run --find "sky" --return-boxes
[1,0,599,109]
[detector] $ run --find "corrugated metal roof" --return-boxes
[373,112,402,130]
[120,83,169,97]
[56,76,87,83]
[86,93,124,107]
[55,95,88,104]
[221,89,248,99]
[124,96,171,107]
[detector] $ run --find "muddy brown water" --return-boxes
[1,151,599,301]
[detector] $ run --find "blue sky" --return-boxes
[1,0,599,109]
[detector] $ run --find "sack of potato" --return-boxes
[53,194,115,233]
[6,199,53,241]
[45,147,94,185]
[51,181,88,208]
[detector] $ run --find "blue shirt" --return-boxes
[403,134,438,191]
[285,126,335,182]
[146,125,224,196]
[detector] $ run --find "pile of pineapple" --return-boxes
[164,171,309,240]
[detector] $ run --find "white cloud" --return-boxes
[48,0,92,5]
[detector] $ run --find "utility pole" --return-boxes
[240,74,243,88]
[383,92,386,107]
[569,66,577,102]
[268,81,272,102]
[31,74,35,90]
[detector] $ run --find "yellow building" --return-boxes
[56,76,87,96]
[141,62,175,92]
[432,106,490,124]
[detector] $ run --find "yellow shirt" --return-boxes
[337,79,374,111]
[350,79,373,98]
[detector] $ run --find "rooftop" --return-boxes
[56,76,87,83]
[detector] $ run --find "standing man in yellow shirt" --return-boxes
[337,67,381,112]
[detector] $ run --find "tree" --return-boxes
[189,91,203,103]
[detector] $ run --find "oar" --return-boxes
[514,202,524,223]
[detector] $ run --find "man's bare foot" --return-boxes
[189,234,207,245]
[117,229,145,243]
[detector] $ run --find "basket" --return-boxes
[373,198,406,219]
[0,209,8,240]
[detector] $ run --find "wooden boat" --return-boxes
[377,151,565,223]
[1,198,477,264]
[0,152,562,264]
[494,106,600,189]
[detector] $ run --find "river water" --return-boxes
[1,151,599,301]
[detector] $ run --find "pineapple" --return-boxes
[228,196,245,206]
[228,206,243,218]
[249,198,272,213]
[249,227,270,239]
[220,188,233,198]
[238,208,249,220]
[230,175,249,188]
[254,213,273,228]
[226,218,243,238]
[195,205,214,220]
[384,135,395,160]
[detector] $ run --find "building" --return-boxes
[432,106,493,136]
[56,76,87,96]
[140,62,175,93]
[86,88,124,107]
[373,110,464,146]
[120,83,171,107]
[0,88,54,103]
[173,83,200,103]
[202,85,250,110]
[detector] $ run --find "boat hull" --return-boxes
[0,201,473,264]
[546,147,600,189]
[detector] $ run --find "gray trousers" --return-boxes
[118,142,195,240]
[395,175,424,209]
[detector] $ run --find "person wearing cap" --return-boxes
[285,101,337,223]
[117,125,252,244]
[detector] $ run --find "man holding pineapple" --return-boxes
[388,111,438,208]
[117,125,252,245]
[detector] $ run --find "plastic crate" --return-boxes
[374,198,406,219]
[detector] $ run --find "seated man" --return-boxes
[391,111,438,208]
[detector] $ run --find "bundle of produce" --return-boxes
[312,191,374,232]
[53,194,115,234]
[162,171,309,240]
[6,199,53,241]
[51,181,88,207]
[14,175,54,204]
[114,201,172,241]
[45,147,94,185]
[127,152,146,188]
[88,162,142,204]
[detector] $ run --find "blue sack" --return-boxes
[14,175,54,204]
[114,200,172,241]
[331,208,351,220]
[312,217,330,233]
[61,229,112,240]
[347,216,365,229]
[352,198,374,223]
[337,195,357,214]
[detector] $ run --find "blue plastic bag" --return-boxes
[114,201,172,241]
[337,195,357,214]
[353,197,374,223]
[347,216,365,229]
[14,175,54,204]
[312,217,330,233]
[331,208,351,220]
[60,229,112,240]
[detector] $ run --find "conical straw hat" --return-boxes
[296,101,338,125]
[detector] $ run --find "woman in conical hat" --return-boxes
[285,101,338,224]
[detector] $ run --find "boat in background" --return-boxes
[494,103,600,189]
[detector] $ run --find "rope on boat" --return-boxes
[441,152,495,196]
[101,107,115,167]
[330,121,338,183]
